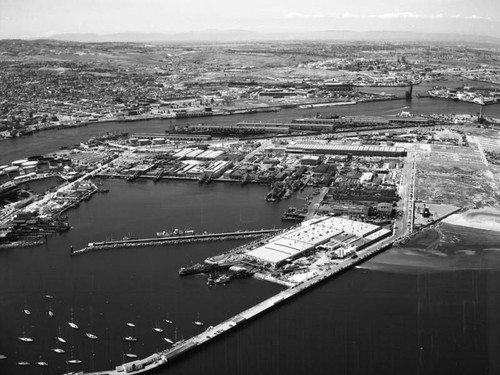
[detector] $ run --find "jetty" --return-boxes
[71,229,280,255]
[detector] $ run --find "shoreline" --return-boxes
[443,207,500,232]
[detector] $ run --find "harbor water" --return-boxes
[0,97,500,374]
[1,95,500,165]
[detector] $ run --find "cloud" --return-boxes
[340,12,492,20]
[285,12,324,19]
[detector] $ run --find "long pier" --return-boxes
[71,229,280,255]
[78,237,394,375]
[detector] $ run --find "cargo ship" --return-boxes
[156,228,195,238]
[178,263,207,276]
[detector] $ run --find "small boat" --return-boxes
[67,359,82,364]
[164,337,174,344]
[57,336,66,343]
[17,362,30,366]
[23,309,31,315]
[36,361,49,367]
[86,333,98,340]
[52,348,65,354]
[0,355,6,359]
[49,310,54,317]
[43,295,54,299]
[68,307,78,329]
[123,336,137,342]
[164,319,173,324]
[153,327,164,332]
[193,312,204,326]
[125,353,138,358]
[18,336,33,342]
[126,322,136,327]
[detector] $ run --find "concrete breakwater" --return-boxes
[71,229,280,255]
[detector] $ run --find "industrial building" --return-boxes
[286,142,407,157]
[245,216,391,267]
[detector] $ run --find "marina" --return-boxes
[80,233,394,375]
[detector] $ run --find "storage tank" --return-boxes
[4,165,20,178]
[22,160,39,174]
[12,159,28,167]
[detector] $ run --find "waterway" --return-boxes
[1,97,500,374]
[1,94,500,165]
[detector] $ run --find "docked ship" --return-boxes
[178,263,207,276]
[156,228,195,238]
[207,274,231,286]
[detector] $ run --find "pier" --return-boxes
[71,229,280,255]
[80,236,394,375]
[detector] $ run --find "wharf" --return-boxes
[71,229,280,255]
[79,236,394,375]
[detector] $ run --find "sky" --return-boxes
[1,0,500,39]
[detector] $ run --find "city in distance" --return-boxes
[1,31,500,375]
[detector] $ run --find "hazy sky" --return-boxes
[1,0,499,38]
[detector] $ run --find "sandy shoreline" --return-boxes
[443,207,500,232]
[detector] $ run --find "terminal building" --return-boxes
[244,216,391,267]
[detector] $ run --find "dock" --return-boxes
[79,236,394,375]
[71,229,280,255]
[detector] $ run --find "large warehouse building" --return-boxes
[245,216,391,267]
[286,142,407,157]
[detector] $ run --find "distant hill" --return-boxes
[48,30,500,45]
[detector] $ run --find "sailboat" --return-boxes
[57,326,66,343]
[125,353,138,358]
[123,336,137,342]
[51,348,65,354]
[193,312,204,326]
[164,319,173,324]
[66,347,82,364]
[17,361,30,366]
[126,322,136,327]
[36,355,49,367]
[23,309,31,315]
[153,321,163,332]
[86,332,98,340]
[43,294,53,299]
[68,307,78,329]
[48,302,54,317]
[0,355,6,360]
[164,337,174,344]
[19,326,33,342]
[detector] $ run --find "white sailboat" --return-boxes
[193,312,204,326]
[68,307,78,329]
[164,337,174,344]
[19,325,33,342]
[48,302,54,317]
[86,332,98,340]
[126,322,136,327]
[123,336,138,342]
[67,347,82,364]
[52,348,65,354]
[153,321,163,332]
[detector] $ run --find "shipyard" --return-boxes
[1,21,500,375]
